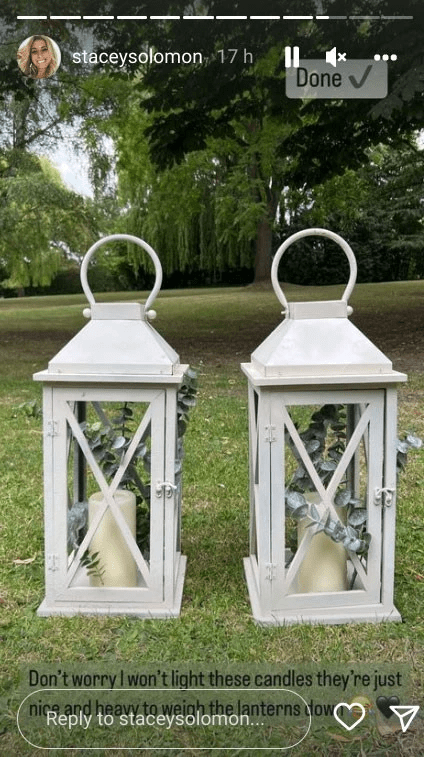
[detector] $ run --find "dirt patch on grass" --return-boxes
[1,329,72,345]
[1,301,423,376]
[173,305,424,375]
[353,308,424,375]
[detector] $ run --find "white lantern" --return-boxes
[241,229,407,625]
[34,235,188,617]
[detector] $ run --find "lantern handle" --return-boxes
[271,228,357,314]
[80,234,163,313]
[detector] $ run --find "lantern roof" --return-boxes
[34,235,179,380]
[248,229,406,382]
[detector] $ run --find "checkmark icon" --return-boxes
[349,65,373,88]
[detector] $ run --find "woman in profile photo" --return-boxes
[17,35,61,79]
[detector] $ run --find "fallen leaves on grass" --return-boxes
[13,554,37,565]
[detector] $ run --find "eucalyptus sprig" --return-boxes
[396,433,422,473]
[74,366,198,559]
[285,404,371,554]
[286,404,370,555]
[285,488,370,555]
[285,404,422,556]
[285,404,348,493]
[80,550,105,585]
[80,402,150,503]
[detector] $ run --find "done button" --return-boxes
[286,59,388,99]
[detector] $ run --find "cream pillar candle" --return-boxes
[88,489,137,587]
[296,493,348,593]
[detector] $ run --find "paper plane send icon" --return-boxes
[389,705,420,732]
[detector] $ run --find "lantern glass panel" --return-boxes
[62,394,162,592]
[266,390,385,612]
[283,402,373,595]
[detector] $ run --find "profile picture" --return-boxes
[17,35,61,79]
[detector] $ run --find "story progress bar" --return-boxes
[17,15,414,21]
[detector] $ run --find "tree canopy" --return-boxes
[0,149,98,290]
[0,9,111,290]
[0,2,422,288]
[278,140,424,284]
[92,0,423,281]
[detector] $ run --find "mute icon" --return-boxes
[325,46,347,67]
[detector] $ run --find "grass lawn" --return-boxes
[0,281,423,756]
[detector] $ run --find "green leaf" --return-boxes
[335,489,352,507]
[93,448,107,462]
[348,509,368,527]
[111,435,127,450]
[309,503,321,522]
[285,491,308,518]
[397,440,409,453]
[135,443,147,458]
[406,434,422,449]
[179,396,197,408]
[320,461,337,472]
[306,440,320,454]
[348,497,363,508]
[330,523,346,543]
[343,536,362,552]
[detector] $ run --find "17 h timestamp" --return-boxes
[217,48,254,64]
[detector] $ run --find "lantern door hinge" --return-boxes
[264,425,276,443]
[374,487,396,507]
[265,563,277,581]
[155,481,177,498]
[46,421,59,437]
[47,553,59,571]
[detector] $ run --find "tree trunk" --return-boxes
[254,216,273,283]
[13,97,31,149]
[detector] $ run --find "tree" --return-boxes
[277,140,424,284]
[0,7,122,291]
[0,149,98,291]
[112,85,285,281]
[96,0,424,281]
[5,3,419,285]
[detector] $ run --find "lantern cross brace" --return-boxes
[87,400,154,499]
[64,401,152,587]
[285,526,316,591]
[283,403,372,521]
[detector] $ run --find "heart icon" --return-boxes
[334,702,366,731]
[376,696,400,718]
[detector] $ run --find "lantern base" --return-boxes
[244,558,402,626]
[37,556,186,618]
